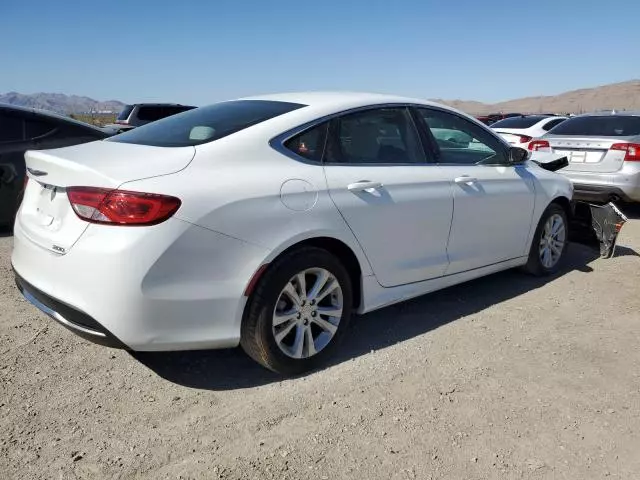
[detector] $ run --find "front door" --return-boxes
[322,107,454,287]
[416,107,535,274]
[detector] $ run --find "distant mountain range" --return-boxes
[0,92,126,114]
[2,80,640,117]
[433,80,640,115]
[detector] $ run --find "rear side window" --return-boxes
[25,118,56,139]
[0,113,25,143]
[284,123,328,162]
[136,106,165,122]
[108,100,305,147]
[541,118,566,131]
[491,116,549,128]
[325,108,425,164]
[117,105,135,121]
[549,116,640,136]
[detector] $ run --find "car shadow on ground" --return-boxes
[0,227,12,238]
[133,243,621,391]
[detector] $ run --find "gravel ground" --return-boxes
[1,207,640,480]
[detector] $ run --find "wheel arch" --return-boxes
[247,235,367,312]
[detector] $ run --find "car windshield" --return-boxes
[116,105,135,121]
[491,116,549,128]
[548,115,640,136]
[107,100,306,147]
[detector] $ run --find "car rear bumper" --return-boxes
[11,217,270,351]
[561,165,640,202]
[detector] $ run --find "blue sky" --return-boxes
[1,0,639,105]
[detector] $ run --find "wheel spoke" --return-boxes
[305,327,316,356]
[273,308,298,326]
[274,321,297,343]
[315,279,339,303]
[317,305,342,318]
[292,324,305,358]
[296,272,307,299]
[554,225,566,240]
[307,270,329,300]
[312,316,338,335]
[550,241,562,256]
[283,281,302,307]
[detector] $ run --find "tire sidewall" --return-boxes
[245,248,353,375]
[528,204,569,275]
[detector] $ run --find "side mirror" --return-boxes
[509,146,529,165]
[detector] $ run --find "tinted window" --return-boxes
[491,116,550,129]
[25,118,56,139]
[117,105,135,121]
[548,116,640,136]
[109,100,305,147]
[419,108,505,165]
[541,118,566,131]
[136,106,165,122]
[325,108,425,164]
[284,123,328,162]
[0,113,25,143]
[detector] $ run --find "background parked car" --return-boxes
[104,103,196,133]
[532,111,640,203]
[0,104,111,228]
[491,115,567,150]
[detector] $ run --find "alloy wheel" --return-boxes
[272,268,343,359]
[539,213,566,269]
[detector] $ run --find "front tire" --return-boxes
[523,203,568,276]
[240,247,353,375]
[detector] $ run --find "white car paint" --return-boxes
[12,92,573,355]
[492,116,568,150]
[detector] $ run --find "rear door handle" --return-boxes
[454,176,478,185]
[347,181,383,193]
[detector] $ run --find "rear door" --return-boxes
[416,107,536,274]
[322,106,454,287]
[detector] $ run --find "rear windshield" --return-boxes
[491,116,550,128]
[116,105,135,121]
[108,100,305,147]
[548,115,640,136]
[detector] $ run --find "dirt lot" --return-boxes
[1,208,640,480]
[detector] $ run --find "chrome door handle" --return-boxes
[347,181,383,193]
[454,176,478,185]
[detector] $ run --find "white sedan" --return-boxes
[13,93,575,375]
[491,115,568,149]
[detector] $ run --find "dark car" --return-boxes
[0,104,111,228]
[105,103,196,132]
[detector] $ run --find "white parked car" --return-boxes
[13,93,577,375]
[491,115,567,150]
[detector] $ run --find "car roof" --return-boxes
[240,91,445,111]
[578,110,640,117]
[0,102,108,132]
[128,103,196,107]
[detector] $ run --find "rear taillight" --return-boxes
[67,187,181,226]
[528,140,551,152]
[611,143,640,161]
[518,135,533,144]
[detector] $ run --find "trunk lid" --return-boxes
[494,128,531,145]
[18,141,195,254]
[544,135,629,173]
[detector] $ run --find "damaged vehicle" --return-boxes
[11,93,626,375]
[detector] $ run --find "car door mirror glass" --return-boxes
[509,146,529,164]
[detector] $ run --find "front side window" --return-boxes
[418,108,506,165]
[108,100,305,147]
[0,113,25,143]
[325,108,425,164]
[284,123,328,162]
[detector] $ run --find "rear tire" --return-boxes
[523,203,569,276]
[240,247,353,375]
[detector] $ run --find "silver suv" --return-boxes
[537,111,640,203]
[110,103,196,132]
